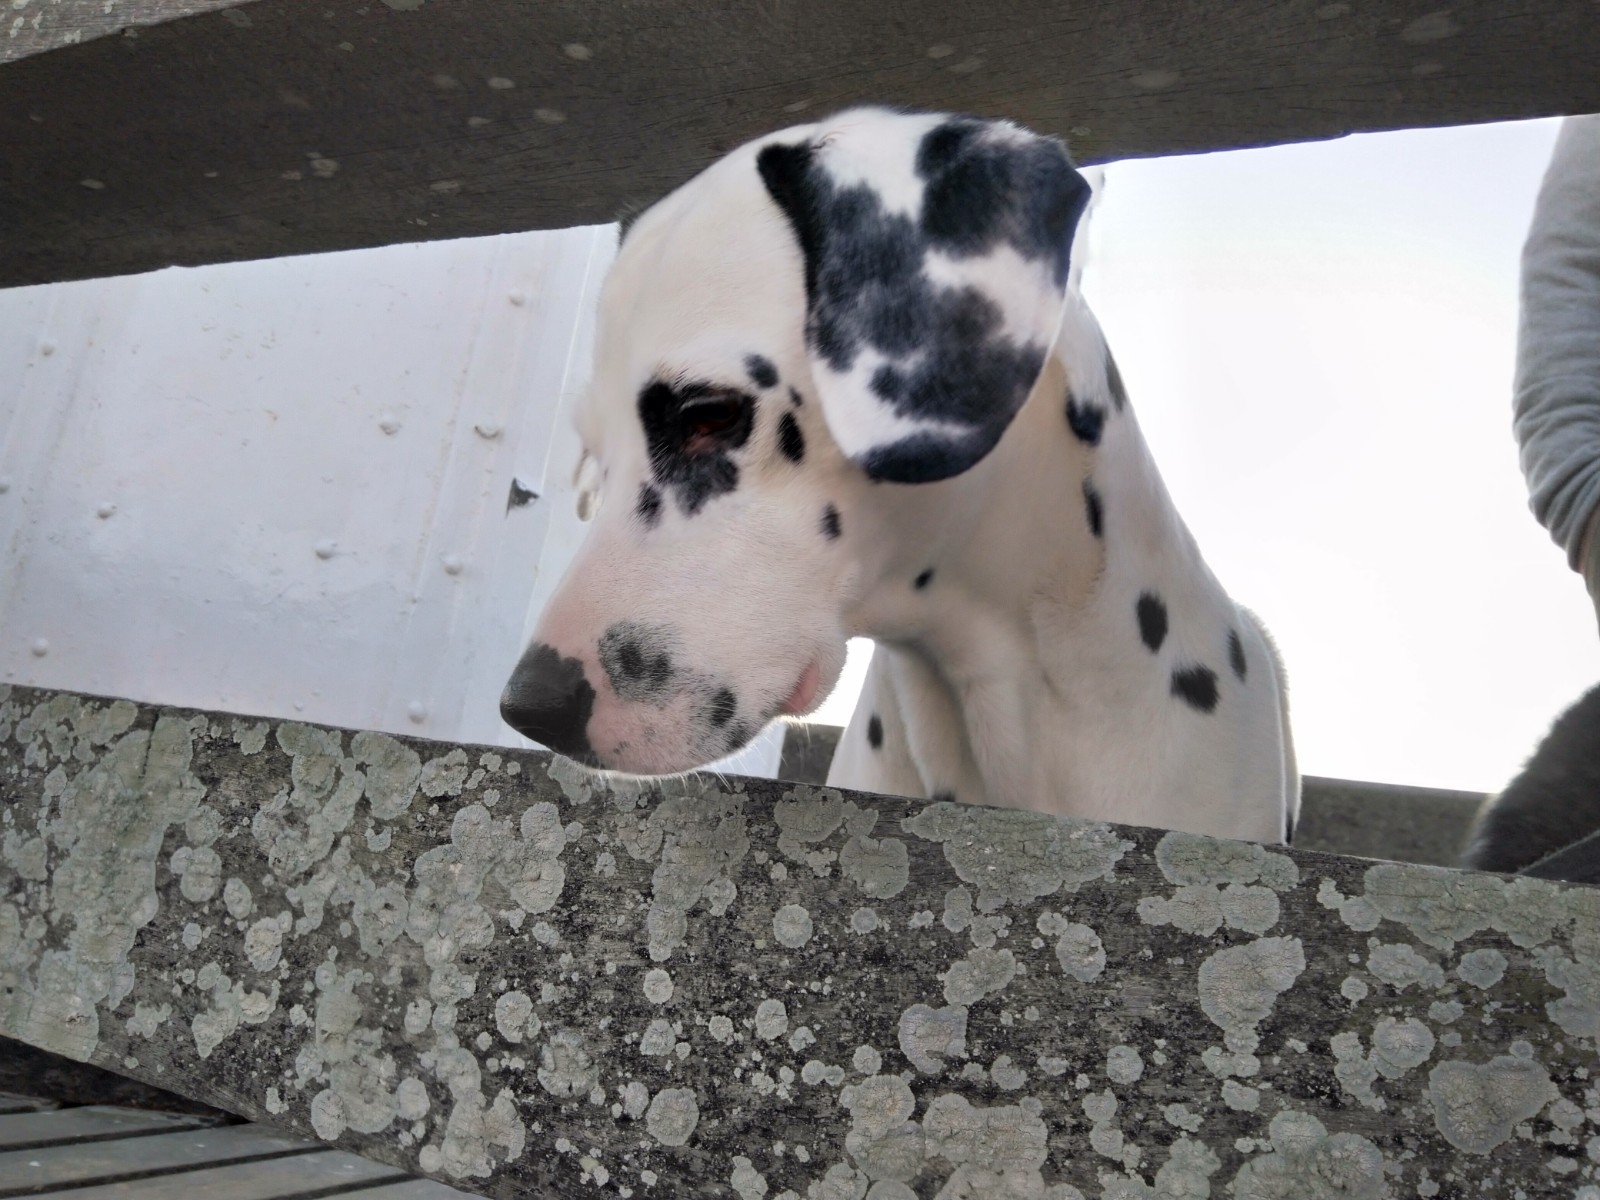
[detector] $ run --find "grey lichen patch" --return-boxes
[352,731,423,819]
[641,782,751,961]
[774,905,814,949]
[6,708,204,1060]
[1360,862,1567,951]
[1315,877,1380,932]
[756,998,789,1041]
[904,802,1132,909]
[1370,1016,1435,1079]
[537,1028,598,1098]
[841,1074,923,1181]
[1106,1044,1144,1085]
[922,1093,1050,1193]
[942,947,1017,1006]
[1152,830,1298,891]
[494,991,533,1042]
[1037,912,1105,982]
[418,748,470,798]
[646,1086,700,1146]
[1537,946,1600,1038]
[1427,1055,1557,1153]
[731,1155,769,1200]
[1230,1110,1387,1198]
[898,1003,967,1074]
[775,785,847,874]
[1455,947,1507,989]
[1366,941,1445,991]
[838,806,910,900]
[1197,937,1305,1036]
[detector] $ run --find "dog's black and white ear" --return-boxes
[757,109,1091,483]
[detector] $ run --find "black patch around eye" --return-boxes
[1082,479,1103,538]
[745,354,779,389]
[821,504,842,540]
[1105,349,1129,412]
[914,568,935,590]
[1136,592,1167,654]
[778,412,806,464]
[708,686,737,727]
[598,621,677,703]
[636,484,662,528]
[1228,629,1248,681]
[1171,665,1219,713]
[867,714,883,750]
[638,380,754,515]
[1065,395,1104,446]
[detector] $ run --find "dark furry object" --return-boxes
[1462,682,1600,881]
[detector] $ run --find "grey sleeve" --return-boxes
[1513,113,1600,570]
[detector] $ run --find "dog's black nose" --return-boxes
[500,643,599,762]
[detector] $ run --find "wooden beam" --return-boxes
[2,0,1597,288]
[2,683,1595,1197]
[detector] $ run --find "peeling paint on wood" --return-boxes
[2,684,1597,1198]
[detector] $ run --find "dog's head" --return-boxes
[501,107,1091,773]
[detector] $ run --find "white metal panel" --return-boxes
[0,231,785,776]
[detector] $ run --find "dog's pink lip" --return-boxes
[780,660,824,716]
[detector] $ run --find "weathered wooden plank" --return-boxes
[0,1095,55,1115]
[347,1180,484,1200]
[0,1034,229,1116]
[0,1104,204,1149]
[2,683,1598,1199]
[0,1126,314,1196]
[2,0,1598,288]
[780,722,1486,867]
[34,1145,408,1200]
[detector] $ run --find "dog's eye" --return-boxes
[678,395,749,449]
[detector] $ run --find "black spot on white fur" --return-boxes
[1083,479,1103,538]
[789,387,804,407]
[1105,349,1129,412]
[745,355,779,389]
[1228,630,1247,681]
[638,380,754,515]
[914,568,935,589]
[867,714,884,749]
[778,412,806,463]
[1171,665,1219,713]
[707,686,737,727]
[599,622,677,702]
[821,504,842,540]
[756,123,1089,483]
[1136,593,1167,654]
[932,789,956,804]
[1065,396,1104,446]
[636,484,662,528]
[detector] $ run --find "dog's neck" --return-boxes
[840,295,1208,809]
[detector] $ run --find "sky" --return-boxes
[812,116,1598,794]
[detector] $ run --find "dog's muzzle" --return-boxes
[500,643,599,763]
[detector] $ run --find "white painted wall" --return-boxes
[0,229,786,777]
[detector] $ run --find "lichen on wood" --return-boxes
[1,684,1597,1198]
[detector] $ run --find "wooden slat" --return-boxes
[337,1180,480,1200]
[32,1147,409,1200]
[0,1106,205,1149]
[0,1096,56,1116]
[1,0,1597,287]
[0,1127,314,1197]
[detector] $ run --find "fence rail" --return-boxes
[1,684,1594,1198]
[3,0,1599,287]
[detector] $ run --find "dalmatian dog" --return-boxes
[501,106,1299,845]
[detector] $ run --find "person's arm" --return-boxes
[1513,114,1600,574]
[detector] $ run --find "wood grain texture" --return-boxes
[2,0,1597,287]
[2,683,1597,1198]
